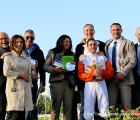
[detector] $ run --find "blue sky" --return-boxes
[1,0,140,90]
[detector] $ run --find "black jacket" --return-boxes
[75,40,106,90]
[26,43,46,86]
[0,46,10,92]
[133,43,138,79]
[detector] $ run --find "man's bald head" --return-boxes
[0,32,9,37]
[136,27,140,32]
[0,32,10,48]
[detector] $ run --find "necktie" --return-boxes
[138,46,140,76]
[112,42,117,72]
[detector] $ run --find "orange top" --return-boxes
[78,60,114,82]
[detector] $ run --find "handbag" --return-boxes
[66,71,76,87]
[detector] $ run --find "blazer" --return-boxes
[75,40,106,89]
[0,46,10,93]
[133,43,139,79]
[43,49,75,83]
[104,36,137,85]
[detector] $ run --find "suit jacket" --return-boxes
[133,43,139,79]
[0,46,10,94]
[75,40,106,89]
[104,36,137,85]
[43,49,75,83]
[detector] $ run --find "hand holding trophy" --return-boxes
[118,55,125,70]
[31,59,39,81]
[93,59,103,81]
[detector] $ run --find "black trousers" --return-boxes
[132,75,140,108]
[0,76,7,120]
[6,111,25,120]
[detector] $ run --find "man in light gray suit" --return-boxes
[105,23,137,109]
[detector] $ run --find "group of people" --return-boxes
[0,22,140,120]
[43,23,140,120]
[76,23,140,120]
[0,30,45,120]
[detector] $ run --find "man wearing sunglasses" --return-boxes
[24,29,46,120]
[0,32,11,120]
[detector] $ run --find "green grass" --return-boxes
[39,114,63,120]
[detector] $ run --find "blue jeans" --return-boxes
[25,82,38,120]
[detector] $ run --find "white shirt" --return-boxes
[108,36,123,73]
[83,40,100,55]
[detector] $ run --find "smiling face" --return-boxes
[13,38,23,54]
[83,25,95,39]
[135,27,140,43]
[62,37,71,51]
[24,32,35,49]
[0,32,9,48]
[87,39,98,53]
[110,24,122,40]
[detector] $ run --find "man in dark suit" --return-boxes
[75,24,106,120]
[105,23,136,110]
[132,27,140,108]
[0,32,11,120]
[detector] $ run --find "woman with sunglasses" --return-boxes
[3,35,33,120]
[43,34,75,120]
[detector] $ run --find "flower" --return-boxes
[105,106,140,120]
[134,110,140,116]
[125,108,129,113]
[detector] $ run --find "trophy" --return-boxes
[118,55,125,70]
[31,59,38,81]
[93,59,102,81]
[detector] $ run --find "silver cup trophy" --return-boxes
[93,60,102,80]
[31,59,38,74]
[31,59,38,80]
[119,55,125,70]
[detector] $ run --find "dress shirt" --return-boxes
[83,39,100,54]
[108,36,124,74]
[27,45,34,56]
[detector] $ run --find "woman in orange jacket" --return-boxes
[78,38,114,120]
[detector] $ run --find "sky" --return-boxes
[1,0,140,94]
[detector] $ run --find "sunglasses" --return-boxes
[25,36,34,41]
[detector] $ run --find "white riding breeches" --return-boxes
[84,80,109,120]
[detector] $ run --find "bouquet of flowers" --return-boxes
[105,106,140,120]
